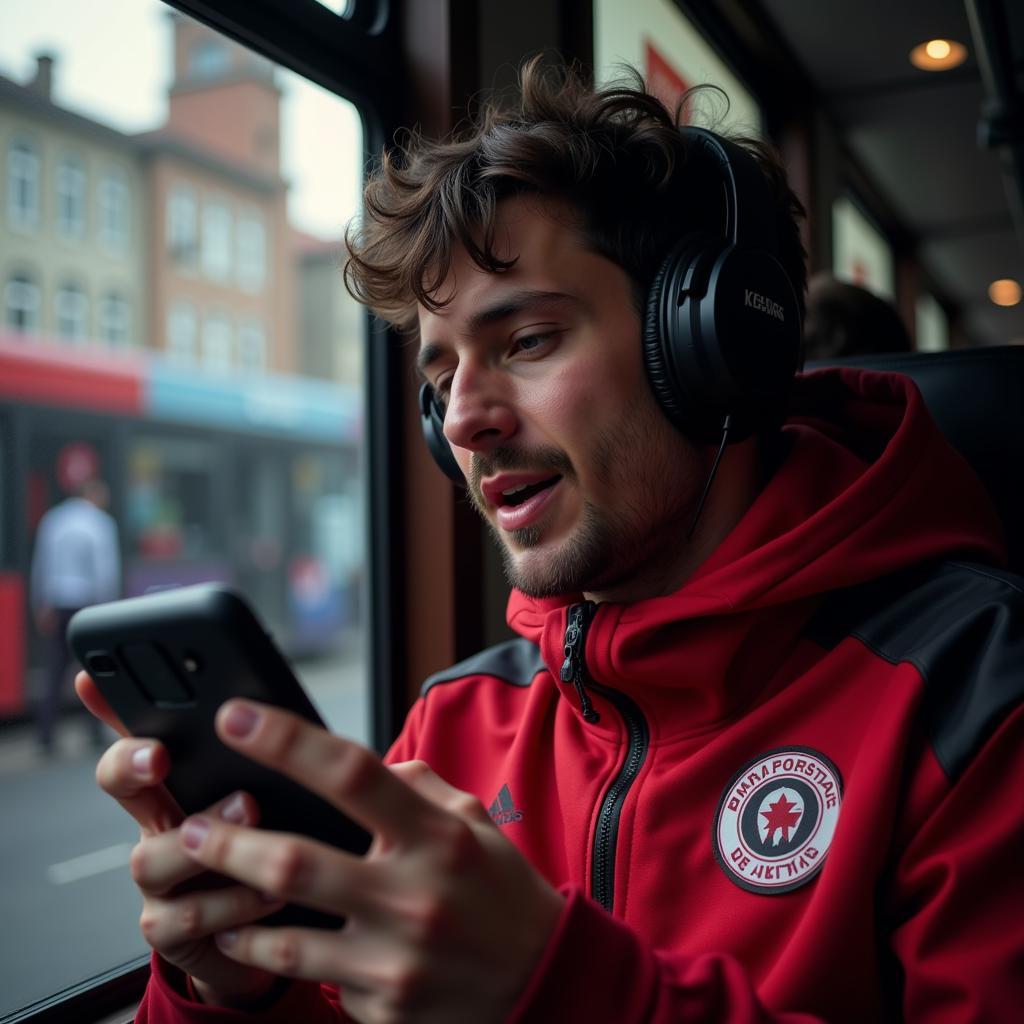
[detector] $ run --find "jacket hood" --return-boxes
[506,368,1005,732]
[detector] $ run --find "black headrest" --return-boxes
[805,346,1024,574]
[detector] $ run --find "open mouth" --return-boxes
[498,475,562,508]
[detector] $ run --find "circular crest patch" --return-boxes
[713,747,843,894]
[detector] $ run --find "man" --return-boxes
[32,474,120,753]
[79,60,1023,1021]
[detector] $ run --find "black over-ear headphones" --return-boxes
[419,126,803,483]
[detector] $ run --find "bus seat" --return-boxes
[805,346,1024,575]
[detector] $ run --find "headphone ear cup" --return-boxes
[418,382,465,484]
[643,236,717,439]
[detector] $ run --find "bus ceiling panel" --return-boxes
[838,82,1009,233]
[759,0,980,95]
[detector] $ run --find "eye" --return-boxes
[431,375,452,414]
[511,330,559,357]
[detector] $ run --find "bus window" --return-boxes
[0,0,368,1014]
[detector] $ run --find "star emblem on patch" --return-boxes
[713,747,843,894]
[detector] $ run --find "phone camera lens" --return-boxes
[86,653,118,677]
[182,654,201,673]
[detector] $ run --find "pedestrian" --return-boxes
[32,476,120,754]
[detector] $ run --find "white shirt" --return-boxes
[30,497,121,610]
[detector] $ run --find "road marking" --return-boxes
[47,842,134,885]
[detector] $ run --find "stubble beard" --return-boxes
[468,407,703,599]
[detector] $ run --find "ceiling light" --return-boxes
[989,279,1022,307]
[909,39,968,71]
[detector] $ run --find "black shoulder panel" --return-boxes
[421,637,547,697]
[805,561,1024,782]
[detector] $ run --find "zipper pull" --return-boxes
[561,603,600,724]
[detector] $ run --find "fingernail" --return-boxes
[220,792,246,824]
[216,930,238,949]
[131,747,153,776]
[222,702,260,739]
[181,816,210,851]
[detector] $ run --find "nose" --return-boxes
[441,364,518,454]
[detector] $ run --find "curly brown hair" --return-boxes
[344,57,806,333]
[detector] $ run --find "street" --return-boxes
[0,651,369,1018]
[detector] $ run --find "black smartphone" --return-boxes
[67,583,371,929]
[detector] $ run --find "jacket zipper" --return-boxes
[561,602,600,723]
[561,601,651,912]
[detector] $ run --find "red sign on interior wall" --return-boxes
[645,39,691,122]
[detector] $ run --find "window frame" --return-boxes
[3,2,403,1018]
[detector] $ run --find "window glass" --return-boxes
[832,195,895,300]
[0,1,368,1013]
[98,166,130,253]
[5,270,41,331]
[7,137,41,229]
[99,291,132,347]
[167,183,198,268]
[237,207,267,292]
[202,311,233,371]
[56,152,87,240]
[238,317,267,371]
[201,200,233,281]
[593,0,762,131]
[55,280,89,340]
[166,299,197,364]
[915,292,949,352]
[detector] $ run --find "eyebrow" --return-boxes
[416,289,579,378]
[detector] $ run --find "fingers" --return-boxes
[131,791,261,896]
[388,761,493,826]
[75,671,129,736]
[214,701,437,845]
[214,925,378,992]
[140,885,285,950]
[178,815,374,920]
[95,737,183,835]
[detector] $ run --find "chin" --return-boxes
[497,520,614,598]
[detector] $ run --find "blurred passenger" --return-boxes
[803,272,912,360]
[30,477,121,754]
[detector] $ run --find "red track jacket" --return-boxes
[137,368,1024,1021]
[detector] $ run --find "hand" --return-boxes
[75,673,288,1007]
[178,700,565,1024]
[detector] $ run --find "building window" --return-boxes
[201,201,233,281]
[167,300,197,365]
[99,168,130,253]
[167,184,198,268]
[237,210,267,293]
[56,154,87,242]
[5,271,41,332]
[189,38,231,79]
[55,282,89,342]
[7,138,40,230]
[238,318,267,371]
[202,312,233,371]
[99,292,131,347]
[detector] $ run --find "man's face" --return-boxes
[417,195,705,601]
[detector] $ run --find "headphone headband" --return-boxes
[682,127,779,255]
[420,126,802,482]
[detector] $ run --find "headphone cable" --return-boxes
[687,414,732,541]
